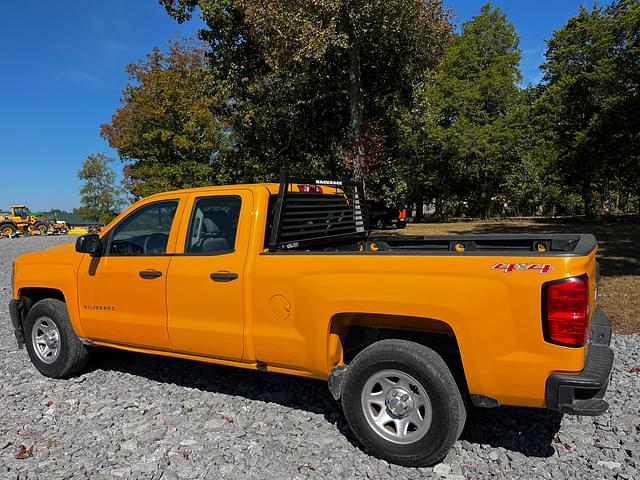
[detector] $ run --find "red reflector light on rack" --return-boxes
[542,275,589,347]
[297,184,323,193]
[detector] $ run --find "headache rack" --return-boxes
[268,173,369,251]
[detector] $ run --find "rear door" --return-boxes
[166,190,252,360]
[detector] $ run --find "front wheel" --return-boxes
[341,339,466,467]
[1,223,17,236]
[24,299,89,378]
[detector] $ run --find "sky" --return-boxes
[0,1,608,212]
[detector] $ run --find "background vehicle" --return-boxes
[0,205,68,236]
[9,175,613,467]
[367,200,408,229]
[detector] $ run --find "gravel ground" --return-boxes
[1,236,639,479]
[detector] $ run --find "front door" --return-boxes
[77,197,183,348]
[167,192,251,360]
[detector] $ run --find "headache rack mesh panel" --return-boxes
[268,173,368,251]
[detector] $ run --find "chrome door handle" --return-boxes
[210,272,239,282]
[139,270,162,279]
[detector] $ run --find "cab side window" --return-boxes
[108,200,178,256]
[185,196,241,255]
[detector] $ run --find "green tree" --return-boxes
[500,88,552,216]
[237,0,452,182]
[159,0,452,195]
[405,2,522,218]
[101,38,233,198]
[540,0,640,216]
[77,153,128,225]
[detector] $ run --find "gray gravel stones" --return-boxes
[1,236,639,479]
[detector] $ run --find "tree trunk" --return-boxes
[583,177,594,218]
[479,178,490,219]
[349,35,365,184]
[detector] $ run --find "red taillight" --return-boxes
[543,275,589,347]
[297,184,323,193]
[399,209,407,219]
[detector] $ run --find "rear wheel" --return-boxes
[24,299,89,378]
[1,223,17,236]
[341,339,466,467]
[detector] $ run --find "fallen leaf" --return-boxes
[298,463,316,474]
[223,415,234,424]
[46,400,53,407]
[15,445,33,459]
[182,450,189,460]
[630,367,640,373]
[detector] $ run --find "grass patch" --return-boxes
[387,218,640,334]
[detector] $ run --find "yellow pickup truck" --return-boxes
[9,175,613,466]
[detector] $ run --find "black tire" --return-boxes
[33,222,48,235]
[374,218,386,229]
[24,299,89,378]
[341,339,466,467]
[397,222,407,229]
[1,223,17,236]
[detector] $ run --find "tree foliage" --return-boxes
[540,0,640,216]
[77,153,127,225]
[101,0,640,218]
[236,0,452,182]
[157,0,452,195]
[401,3,523,218]
[101,39,232,198]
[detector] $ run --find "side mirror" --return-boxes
[75,234,102,255]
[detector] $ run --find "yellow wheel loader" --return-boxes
[0,205,67,236]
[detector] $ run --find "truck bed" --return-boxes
[352,233,596,256]
[267,175,596,257]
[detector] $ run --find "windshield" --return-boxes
[13,207,29,217]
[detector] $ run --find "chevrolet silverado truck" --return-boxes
[8,174,613,467]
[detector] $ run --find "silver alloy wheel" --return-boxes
[360,369,433,444]
[31,316,61,364]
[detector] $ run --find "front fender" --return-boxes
[14,248,85,338]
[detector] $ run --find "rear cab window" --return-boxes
[184,196,242,255]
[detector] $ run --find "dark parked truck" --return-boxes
[9,175,613,466]
[367,200,409,229]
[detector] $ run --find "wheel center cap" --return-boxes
[385,387,414,417]
[45,332,57,347]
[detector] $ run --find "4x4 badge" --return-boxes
[491,263,553,274]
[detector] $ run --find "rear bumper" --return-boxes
[8,299,25,348]
[545,309,614,415]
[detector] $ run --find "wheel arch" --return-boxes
[326,313,469,403]
[16,287,85,341]
[21,287,66,305]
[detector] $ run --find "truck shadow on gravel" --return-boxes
[89,347,561,458]
[460,406,561,457]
